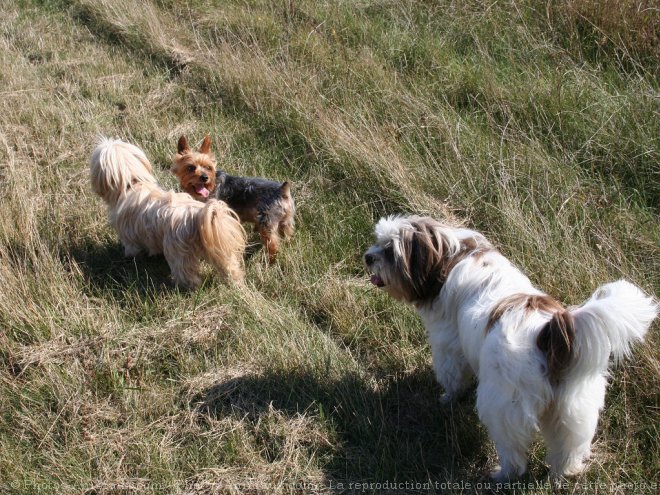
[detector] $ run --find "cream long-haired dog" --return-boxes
[364,215,657,480]
[90,137,246,288]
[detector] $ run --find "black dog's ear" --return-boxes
[280,181,290,197]
[177,136,190,154]
[199,135,211,154]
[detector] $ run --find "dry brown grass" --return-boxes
[548,0,659,68]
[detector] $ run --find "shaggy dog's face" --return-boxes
[364,216,452,304]
[172,135,217,200]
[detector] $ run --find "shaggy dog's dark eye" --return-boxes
[384,245,394,263]
[187,165,196,173]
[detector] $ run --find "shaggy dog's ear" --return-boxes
[395,218,447,303]
[178,135,190,154]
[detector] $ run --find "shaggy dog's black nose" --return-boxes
[364,253,375,265]
[200,174,209,183]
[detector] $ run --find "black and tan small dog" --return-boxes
[172,135,295,262]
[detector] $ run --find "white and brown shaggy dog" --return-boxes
[90,137,246,288]
[364,215,657,480]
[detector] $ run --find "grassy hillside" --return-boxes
[0,0,657,493]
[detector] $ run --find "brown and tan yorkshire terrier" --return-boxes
[172,135,295,263]
[90,137,246,288]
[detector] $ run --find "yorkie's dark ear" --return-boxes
[177,136,190,154]
[280,181,290,197]
[199,135,211,154]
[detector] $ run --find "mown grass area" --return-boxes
[0,0,657,493]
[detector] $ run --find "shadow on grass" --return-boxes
[194,366,490,484]
[67,238,174,299]
[67,236,270,304]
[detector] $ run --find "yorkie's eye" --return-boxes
[187,165,196,173]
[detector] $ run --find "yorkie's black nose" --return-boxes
[364,253,375,265]
[200,174,209,183]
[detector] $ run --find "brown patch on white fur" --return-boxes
[486,294,564,333]
[393,218,494,305]
[537,310,576,384]
[443,236,494,279]
[486,293,573,383]
[172,135,217,200]
[395,218,451,303]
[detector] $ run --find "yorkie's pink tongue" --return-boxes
[195,185,209,198]
[370,274,385,287]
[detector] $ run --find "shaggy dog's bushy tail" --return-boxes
[538,280,657,381]
[571,280,656,374]
[198,199,246,283]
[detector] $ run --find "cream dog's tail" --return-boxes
[198,199,246,283]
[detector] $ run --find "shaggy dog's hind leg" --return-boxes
[477,380,535,481]
[541,376,605,477]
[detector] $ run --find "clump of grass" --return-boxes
[546,0,659,71]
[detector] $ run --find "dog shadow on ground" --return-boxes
[67,239,175,299]
[67,233,278,303]
[193,366,495,486]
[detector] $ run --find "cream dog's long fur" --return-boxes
[90,137,246,288]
